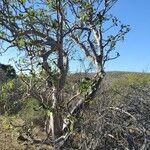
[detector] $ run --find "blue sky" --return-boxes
[106,0,150,72]
[0,0,150,73]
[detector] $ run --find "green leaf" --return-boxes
[84,3,91,9]
[19,58,25,64]
[47,0,53,7]
[79,77,92,93]
[20,0,26,4]
[7,80,15,90]
[1,32,6,38]
[40,9,46,16]
[52,20,59,29]
[17,38,25,48]
[80,14,86,22]
[47,110,53,117]
[70,121,74,132]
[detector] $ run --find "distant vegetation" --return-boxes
[0,66,150,149]
[0,63,16,83]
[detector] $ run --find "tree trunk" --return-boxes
[50,86,63,142]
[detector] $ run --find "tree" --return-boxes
[0,0,130,149]
[0,63,16,79]
[0,63,18,114]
